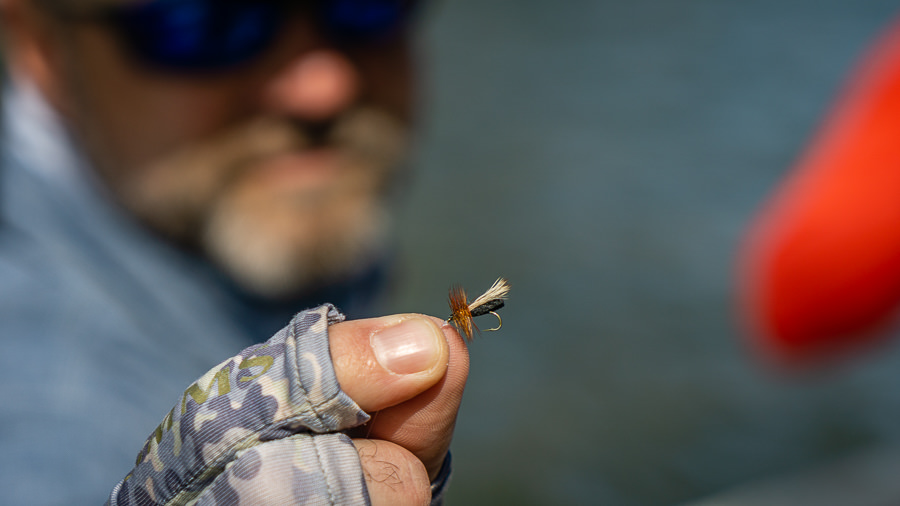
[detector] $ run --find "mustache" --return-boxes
[128,106,409,198]
[117,106,410,243]
[218,107,410,177]
[292,117,336,146]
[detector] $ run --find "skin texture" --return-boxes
[0,1,467,503]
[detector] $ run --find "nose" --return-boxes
[263,49,361,121]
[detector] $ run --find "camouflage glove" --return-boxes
[106,304,373,505]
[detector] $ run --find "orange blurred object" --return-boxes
[739,16,900,365]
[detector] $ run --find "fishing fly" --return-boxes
[447,277,511,341]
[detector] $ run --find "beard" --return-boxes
[105,107,411,299]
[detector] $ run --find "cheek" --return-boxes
[62,28,267,172]
[351,39,418,123]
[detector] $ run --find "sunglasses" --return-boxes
[40,0,419,72]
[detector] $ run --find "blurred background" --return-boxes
[383,0,900,504]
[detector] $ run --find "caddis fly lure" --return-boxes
[447,277,510,341]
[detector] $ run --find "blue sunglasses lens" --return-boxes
[112,0,281,71]
[322,0,412,42]
[109,0,415,72]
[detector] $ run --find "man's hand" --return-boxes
[107,307,468,506]
[329,315,469,505]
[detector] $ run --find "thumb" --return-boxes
[330,314,451,412]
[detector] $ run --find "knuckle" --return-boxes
[354,439,431,506]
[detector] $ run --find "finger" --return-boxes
[352,439,431,506]
[330,314,451,413]
[363,320,469,480]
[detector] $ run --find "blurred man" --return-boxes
[0,0,468,504]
